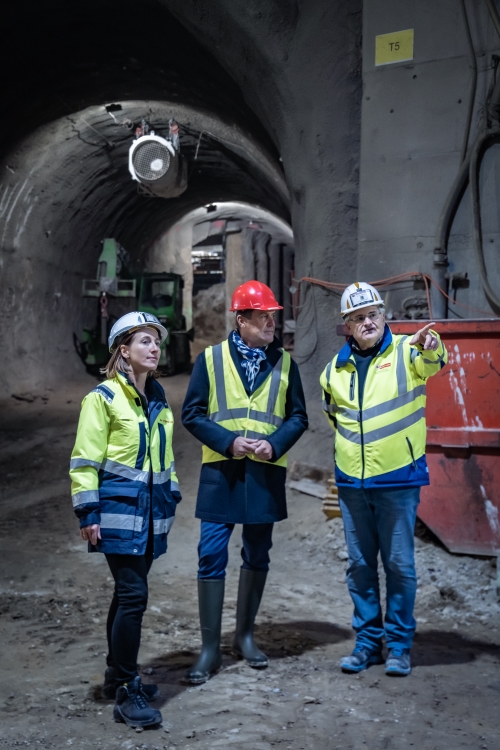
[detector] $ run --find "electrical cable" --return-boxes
[422,273,432,318]
[432,2,500,316]
[486,0,500,38]
[460,0,479,162]
[433,148,471,262]
[469,126,500,314]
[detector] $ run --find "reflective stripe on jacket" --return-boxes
[319,325,448,488]
[69,372,180,557]
[203,339,291,467]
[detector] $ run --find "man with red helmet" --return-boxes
[182,280,308,683]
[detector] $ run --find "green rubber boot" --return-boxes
[185,579,225,684]
[233,568,268,668]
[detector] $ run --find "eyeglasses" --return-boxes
[348,311,382,324]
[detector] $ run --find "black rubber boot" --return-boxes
[113,676,162,728]
[185,579,225,685]
[232,568,268,668]
[103,666,159,701]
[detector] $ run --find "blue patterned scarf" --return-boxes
[232,330,267,391]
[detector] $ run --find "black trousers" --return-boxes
[105,532,154,684]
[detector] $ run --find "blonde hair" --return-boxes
[100,330,160,380]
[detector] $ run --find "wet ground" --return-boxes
[0,373,499,750]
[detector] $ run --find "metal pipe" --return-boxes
[267,240,282,329]
[486,0,500,39]
[431,0,479,317]
[254,232,270,284]
[460,0,478,163]
[282,245,294,324]
[242,228,257,280]
[432,153,471,318]
[469,127,500,314]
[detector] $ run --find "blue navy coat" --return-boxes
[182,335,308,524]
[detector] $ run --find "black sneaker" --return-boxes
[340,647,384,673]
[113,676,162,728]
[104,667,159,701]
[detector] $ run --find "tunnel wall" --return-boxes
[359,0,500,318]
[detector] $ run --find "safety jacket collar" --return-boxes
[336,323,393,368]
[116,371,167,428]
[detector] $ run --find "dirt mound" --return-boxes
[192,283,226,345]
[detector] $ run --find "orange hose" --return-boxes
[422,274,433,319]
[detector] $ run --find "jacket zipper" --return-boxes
[358,408,364,484]
[158,423,166,472]
[406,436,417,470]
[349,372,356,401]
[350,370,365,484]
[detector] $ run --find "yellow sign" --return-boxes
[375,29,414,66]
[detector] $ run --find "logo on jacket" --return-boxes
[376,363,392,370]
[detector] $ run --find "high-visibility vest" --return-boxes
[69,373,179,552]
[320,328,448,486]
[203,340,291,467]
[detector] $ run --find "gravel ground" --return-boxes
[0,372,498,750]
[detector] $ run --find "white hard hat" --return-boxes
[108,312,168,352]
[340,282,384,318]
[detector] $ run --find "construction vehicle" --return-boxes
[74,238,193,376]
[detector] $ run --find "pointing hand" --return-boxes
[410,322,439,351]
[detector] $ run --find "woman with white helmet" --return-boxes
[69,311,181,728]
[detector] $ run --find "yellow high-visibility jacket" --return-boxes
[69,372,180,557]
[320,325,447,488]
[203,339,291,467]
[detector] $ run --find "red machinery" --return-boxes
[338,319,500,556]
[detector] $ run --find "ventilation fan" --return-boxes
[128,126,187,198]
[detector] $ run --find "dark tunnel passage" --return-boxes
[0,0,293,394]
[0,0,362,422]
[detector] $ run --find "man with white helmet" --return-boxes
[320,282,447,676]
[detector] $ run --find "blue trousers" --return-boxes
[198,521,274,579]
[338,486,420,651]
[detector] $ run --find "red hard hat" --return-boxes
[229,280,283,312]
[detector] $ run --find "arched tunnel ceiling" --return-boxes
[1,0,289,255]
[2,0,277,158]
[0,0,362,401]
[0,0,297,396]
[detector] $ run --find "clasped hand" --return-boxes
[230,436,273,461]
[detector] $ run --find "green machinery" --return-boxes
[74,238,193,375]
